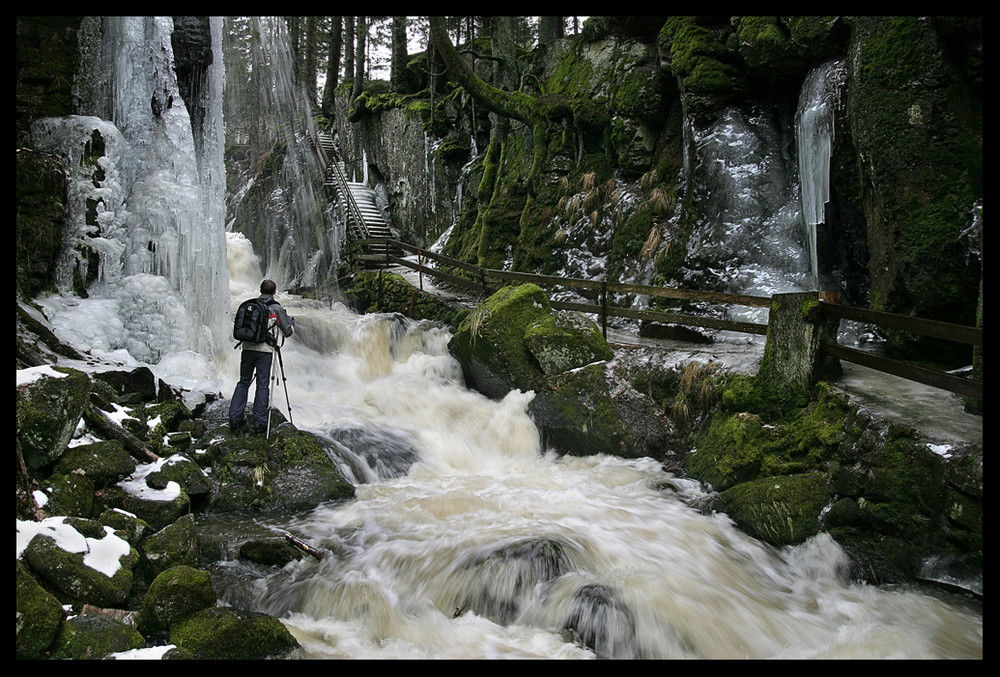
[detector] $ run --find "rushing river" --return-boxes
[200,236,984,660]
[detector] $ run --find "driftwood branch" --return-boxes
[83,403,160,463]
[284,533,325,560]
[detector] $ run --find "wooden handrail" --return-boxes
[372,236,982,400]
[819,300,982,347]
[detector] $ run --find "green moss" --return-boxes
[16,561,64,659]
[169,607,299,660]
[691,382,849,490]
[716,472,830,545]
[455,284,552,391]
[659,17,740,117]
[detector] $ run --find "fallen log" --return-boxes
[284,533,325,560]
[83,403,160,463]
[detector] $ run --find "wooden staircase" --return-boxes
[315,132,396,267]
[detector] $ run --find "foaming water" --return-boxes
[214,235,982,660]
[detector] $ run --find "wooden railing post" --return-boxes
[758,292,842,395]
[601,281,608,339]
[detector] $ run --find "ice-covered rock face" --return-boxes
[34,17,229,365]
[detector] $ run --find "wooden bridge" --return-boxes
[311,134,981,403]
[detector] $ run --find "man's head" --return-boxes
[260,279,277,296]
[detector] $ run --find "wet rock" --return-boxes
[20,517,139,608]
[16,561,64,659]
[142,514,200,580]
[168,607,299,659]
[50,612,145,660]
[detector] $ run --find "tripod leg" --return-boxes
[266,348,276,439]
[275,346,293,427]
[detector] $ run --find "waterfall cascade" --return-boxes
[796,59,847,290]
[22,17,981,659]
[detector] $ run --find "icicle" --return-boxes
[796,59,846,290]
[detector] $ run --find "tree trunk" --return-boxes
[390,16,409,92]
[344,16,355,84]
[303,16,318,105]
[427,16,534,126]
[321,17,342,118]
[352,16,367,100]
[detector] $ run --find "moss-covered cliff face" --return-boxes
[334,16,980,369]
[16,17,83,298]
[840,17,982,362]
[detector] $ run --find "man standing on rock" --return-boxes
[229,279,295,433]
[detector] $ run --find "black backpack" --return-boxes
[233,297,277,347]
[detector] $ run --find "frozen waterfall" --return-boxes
[32,17,228,364]
[796,58,846,290]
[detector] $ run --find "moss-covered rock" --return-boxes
[141,514,200,581]
[169,607,299,659]
[16,561,64,659]
[17,367,92,470]
[50,612,146,660]
[54,440,136,489]
[689,378,981,585]
[197,421,354,514]
[844,16,982,362]
[531,362,636,456]
[348,269,472,328]
[41,472,96,518]
[21,517,139,608]
[449,284,654,456]
[450,284,554,397]
[715,472,830,545]
[138,565,216,635]
[116,482,192,532]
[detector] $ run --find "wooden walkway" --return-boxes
[315,133,396,265]
[366,237,983,401]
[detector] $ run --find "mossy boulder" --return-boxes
[53,440,136,489]
[17,366,92,470]
[715,472,830,545]
[49,612,146,660]
[197,421,354,514]
[450,284,556,397]
[41,472,95,518]
[138,565,216,635]
[16,560,64,659]
[450,284,648,456]
[141,514,200,581]
[169,607,299,659]
[20,517,139,608]
[142,454,211,500]
[347,269,471,329]
[690,378,982,586]
[115,480,191,532]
